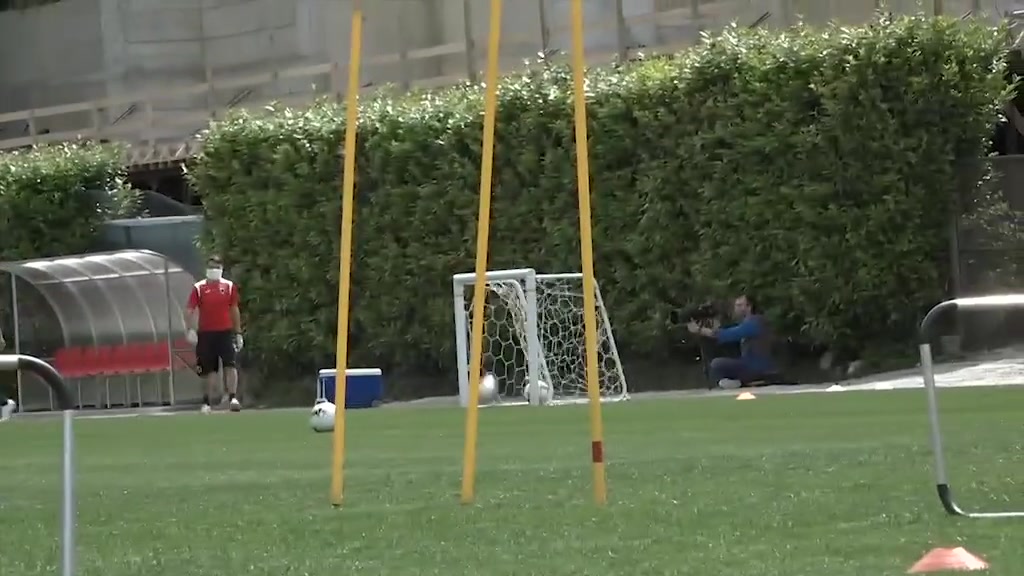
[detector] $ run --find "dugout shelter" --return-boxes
[0,249,204,411]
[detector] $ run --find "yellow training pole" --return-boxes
[330,0,364,508]
[569,0,607,506]
[460,0,503,505]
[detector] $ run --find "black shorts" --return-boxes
[196,330,236,376]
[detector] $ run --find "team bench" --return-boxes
[53,341,195,378]
[36,340,198,410]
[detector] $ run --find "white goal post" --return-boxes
[452,268,629,407]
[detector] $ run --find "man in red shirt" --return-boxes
[185,255,244,413]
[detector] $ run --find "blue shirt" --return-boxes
[715,315,775,374]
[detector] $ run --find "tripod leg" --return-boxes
[700,341,714,389]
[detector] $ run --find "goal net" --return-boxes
[452,268,628,406]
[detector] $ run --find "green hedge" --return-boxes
[0,143,139,262]
[192,16,1007,393]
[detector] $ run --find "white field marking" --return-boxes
[75,413,140,420]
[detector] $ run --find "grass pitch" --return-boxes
[2,388,1023,575]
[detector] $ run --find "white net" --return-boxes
[456,271,628,404]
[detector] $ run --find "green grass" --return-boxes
[2,388,1023,575]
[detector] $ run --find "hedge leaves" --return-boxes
[0,143,139,262]
[192,16,1008,394]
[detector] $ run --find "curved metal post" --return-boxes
[0,354,76,574]
[164,258,175,406]
[10,271,27,407]
[919,295,1024,518]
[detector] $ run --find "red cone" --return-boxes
[908,547,988,573]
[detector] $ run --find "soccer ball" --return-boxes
[523,379,553,405]
[309,400,336,433]
[479,373,499,405]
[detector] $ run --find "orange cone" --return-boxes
[908,547,988,573]
[736,392,756,400]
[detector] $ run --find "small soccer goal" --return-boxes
[452,268,629,406]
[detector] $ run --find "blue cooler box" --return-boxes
[317,368,383,409]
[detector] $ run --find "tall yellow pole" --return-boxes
[330,0,364,508]
[569,0,608,505]
[460,0,503,505]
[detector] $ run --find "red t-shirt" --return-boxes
[187,279,240,332]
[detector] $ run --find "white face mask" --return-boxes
[206,267,223,281]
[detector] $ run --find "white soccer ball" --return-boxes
[523,379,553,405]
[309,400,336,433]
[479,373,499,405]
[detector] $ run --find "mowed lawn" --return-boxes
[1,388,1023,576]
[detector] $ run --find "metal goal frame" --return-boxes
[451,268,628,408]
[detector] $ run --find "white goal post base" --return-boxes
[452,268,629,408]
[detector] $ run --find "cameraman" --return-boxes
[687,294,775,390]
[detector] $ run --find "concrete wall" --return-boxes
[0,0,104,110]
[0,0,1014,146]
[112,0,309,140]
[0,0,450,138]
[0,0,105,137]
[432,0,679,80]
[305,0,444,87]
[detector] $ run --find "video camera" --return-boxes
[669,301,719,327]
[670,301,723,387]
